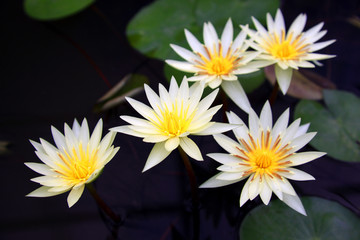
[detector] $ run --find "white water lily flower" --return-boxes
[26,119,119,207]
[243,9,335,94]
[166,19,270,113]
[111,76,236,172]
[200,101,326,215]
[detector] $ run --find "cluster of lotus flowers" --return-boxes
[26,9,334,216]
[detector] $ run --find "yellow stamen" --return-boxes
[263,30,309,60]
[196,43,240,76]
[56,142,98,185]
[236,130,292,178]
[154,100,195,137]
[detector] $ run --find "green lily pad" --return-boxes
[126,0,279,60]
[240,197,360,240]
[294,90,360,162]
[24,0,95,21]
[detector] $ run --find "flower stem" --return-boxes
[86,183,121,238]
[178,147,200,240]
[269,81,280,106]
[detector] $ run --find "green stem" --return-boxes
[86,183,120,238]
[178,147,200,240]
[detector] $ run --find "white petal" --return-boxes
[271,108,289,139]
[25,162,54,176]
[89,119,103,151]
[240,177,252,206]
[143,135,169,143]
[303,22,324,40]
[213,134,241,155]
[289,132,317,153]
[288,13,307,38]
[275,64,293,94]
[51,126,66,150]
[169,76,179,98]
[296,61,315,68]
[302,53,335,61]
[282,193,307,215]
[281,118,301,145]
[110,125,148,138]
[231,27,247,53]
[208,77,222,89]
[286,151,326,166]
[274,9,286,36]
[79,119,90,145]
[265,175,283,200]
[232,67,259,75]
[67,184,85,207]
[126,97,158,122]
[252,16,269,39]
[143,142,171,172]
[200,173,240,188]
[179,137,203,161]
[165,137,180,151]
[185,29,209,59]
[144,84,162,116]
[260,101,272,130]
[280,168,315,181]
[278,177,297,196]
[248,174,261,200]
[266,12,275,33]
[308,40,335,52]
[195,122,238,135]
[217,172,246,181]
[203,22,219,54]
[248,107,261,138]
[195,88,219,116]
[294,123,310,138]
[221,80,251,113]
[27,186,67,197]
[221,19,233,57]
[259,180,272,205]
[169,44,202,63]
[207,153,243,165]
[165,60,199,73]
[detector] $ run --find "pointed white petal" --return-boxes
[294,123,310,138]
[240,177,252,206]
[289,132,317,153]
[179,137,203,161]
[51,126,67,150]
[200,173,240,188]
[79,119,90,145]
[286,151,326,166]
[165,60,199,73]
[308,40,335,52]
[207,153,242,165]
[25,162,54,176]
[27,186,67,197]
[143,142,171,172]
[143,135,169,143]
[67,184,85,207]
[185,29,209,59]
[203,22,219,54]
[280,168,315,181]
[169,44,202,63]
[208,77,222,89]
[195,122,238,135]
[221,19,233,57]
[272,108,289,139]
[275,64,293,94]
[260,101,273,130]
[282,193,306,215]
[165,137,180,151]
[110,125,148,138]
[259,181,272,205]
[213,134,241,155]
[288,13,307,38]
[248,175,261,200]
[221,80,251,113]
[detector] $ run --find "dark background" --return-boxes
[1,0,360,239]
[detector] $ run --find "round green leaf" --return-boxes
[126,0,279,60]
[294,90,360,162]
[24,0,95,21]
[240,197,360,240]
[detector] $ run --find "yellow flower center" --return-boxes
[196,44,239,76]
[155,101,195,137]
[57,143,98,185]
[264,31,308,60]
[236,130,293,179]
